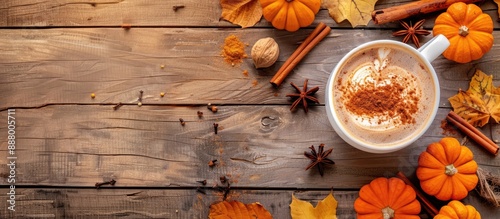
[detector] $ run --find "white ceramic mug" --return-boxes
[325,35,450,153]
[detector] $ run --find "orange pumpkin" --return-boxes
[434,200,481,219]
[260,0,320,32]
[354,177,421,219]
[433,2,493,63]
[417,137,478,201]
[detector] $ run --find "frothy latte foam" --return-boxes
[332,44,436,147]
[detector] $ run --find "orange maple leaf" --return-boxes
[220,0,262,28]
[449,69,500,127]
[209,200,272,218]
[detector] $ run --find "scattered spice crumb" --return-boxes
[221,34,247,66]
[197,180,207,185]
[252,79,258,87]
[160,65,165,69]
[121,24,131,29]
[242,70,249,77]
[90,93,96,99]
[160,92,165,97]
[441,119,457,136]
[218,159,225,166]
[274,92,279,97]
[197,111,203,118]
[179,118,185,126]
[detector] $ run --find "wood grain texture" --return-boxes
[0,189,498,218]
[0,106,498,188]
[0,0,498,28]
[1,0,500,217]
[1,28,499,109]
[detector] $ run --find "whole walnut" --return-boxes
[251,37,279,68]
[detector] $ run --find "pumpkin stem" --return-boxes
[445,164,458,175]
[459,25,469,37]
[381,206,395,219]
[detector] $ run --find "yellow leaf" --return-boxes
[220,0,263,28]
[494,0,500,18]
[449,69,500,127]
[290,192,338,219]
[322,0,377,27]
[209,200,273,219]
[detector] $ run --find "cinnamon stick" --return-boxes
[446,111,499,155]
[372,0,483,25]
[396,172,439,217]
[270,23,331,87]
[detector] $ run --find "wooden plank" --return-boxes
[1,28,499,109]
[0,106,498,187]
[1,188,498,218]
[493,124,500,147]
[1,0,498,28]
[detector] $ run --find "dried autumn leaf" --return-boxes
[290,192,338,219]
[220,0,263,28]
[209,200,273,219]
[449,69,500,127]
[322,0,377,27]
[494,0,500,18]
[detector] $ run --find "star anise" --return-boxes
[392,19,430,48]
[286,79,319,113]
[304,144,335,176]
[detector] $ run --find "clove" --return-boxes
[207,103,218,112]
[113,102,122,110]
[208,159,217,167]
[196,180,207,185]
[138,90,144,102]
[217,182,231,201]
[213,123,219,134]
[95,179,116,189]
[172,5,185,12]
[219,176,227,184]
[196,187,206,194]
[197,111,203,118]
[179,118,186,126]
[223,183,231,200]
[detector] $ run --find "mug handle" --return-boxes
[418,34,450,62]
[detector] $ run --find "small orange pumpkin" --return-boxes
[354,177,421,219]
[434,200,481,219]
[417,137,478,201]
[260,0,321,32]
[433,2,493,63]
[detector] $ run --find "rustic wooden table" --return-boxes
[1,0,500,218]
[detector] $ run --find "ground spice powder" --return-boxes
[344,80,419,126]
[221,34,247,66]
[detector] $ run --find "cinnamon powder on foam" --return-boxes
[343,78,420,126]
